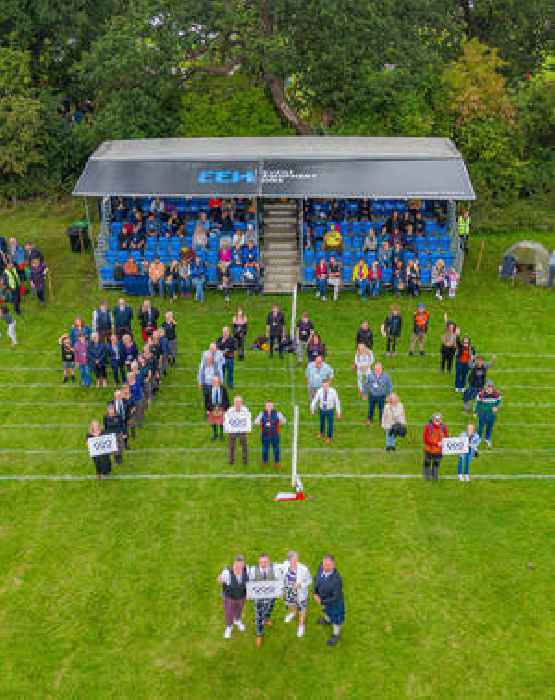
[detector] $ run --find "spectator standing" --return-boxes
[381,393,407,451]
[315,258,328,300]
[455,335,474,392]
[364,362,392,424]
[463,355,496,412]
[327,255,342,301]
[475,380,502,448]
[3,262,21,315]
[313,555,345,647]
[103,403,126,465]
[266,304,285,359]
[353,343,374,396]
[368,261,382,297]
[162,311,177,366]
[137,300,159,342]
[432,259,446,300]
[382,306,402,357]
[306,332,325,363]
[352,258,369,298]
[92,301,113,343]
[30,258,48,304]
[295,311,314,364]
[457,424,481,482]
[355,320,373,350]
[205,376,229,441]
[280,551,311,639]
[190,255,207,302]
[88,333,108,388]
[458,209,471,252]
[232,308,248,361]
[217,326,237,389]
[254,401,286,468]
[248,554,279,648]
[423,413,448,481]
[108,334,125,385]
[310,379,341,444]
[73,333,91,387]
[306,355,334,402]
[406,260,421,297]
[0,307,17,346]
[440,318,458,373]
[112,298,133,338]
[225,396,250,466]
[409,304,430,356]
[87,420,112,480]
[218,555,248,640]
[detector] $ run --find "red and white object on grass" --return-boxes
[274,478,305,502]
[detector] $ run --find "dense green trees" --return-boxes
[0,0,552,204]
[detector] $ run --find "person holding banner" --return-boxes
[205,376,229,441]
[457,424,481,481]
[86,420,112,479]
[103,403,126,465]
[475,380,502,448]
[310,379,341,444]
[254,402,286,468]
[281,551,311,638]
[422,413,449,480]
[224,396,251,466]
[313,554,345,647]
[218,554,248,640]
[248,554,280,648]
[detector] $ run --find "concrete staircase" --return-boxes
[262,200,299,294]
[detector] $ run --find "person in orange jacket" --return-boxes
[409,303,430,356]
[423,413,448,481]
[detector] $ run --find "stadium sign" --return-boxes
[197,169,257,184]
[223,410,252,434]
[88,433,118,457]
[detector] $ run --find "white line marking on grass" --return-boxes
[0,472,553,482]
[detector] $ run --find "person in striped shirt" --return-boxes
[475,380,502,448]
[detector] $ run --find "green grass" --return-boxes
[0,199,554,698]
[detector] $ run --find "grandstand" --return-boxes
[73,137,475,293]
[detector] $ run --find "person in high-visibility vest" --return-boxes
[458,209,471,253]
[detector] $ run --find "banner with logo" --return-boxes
[246,580,283,600]
[223,409,252,434]
[88,433,118,457]
[441,436,469,456]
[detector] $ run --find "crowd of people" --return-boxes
[0,236,49,346]
[218,552,345,647]
[62,298,177,478]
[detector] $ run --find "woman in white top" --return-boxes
[353,343,375,396]
[381,393,407,451]
[281,551,311,638]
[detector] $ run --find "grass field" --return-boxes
[0,199,554,698]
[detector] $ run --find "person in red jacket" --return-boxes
[423,413,448,481]
[315,258,328,300]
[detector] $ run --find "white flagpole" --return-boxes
[291,404,299,488]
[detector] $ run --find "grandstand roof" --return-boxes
[74,137,475,199]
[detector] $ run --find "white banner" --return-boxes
[246,579,283,600]
[88,433,118,457]
[442,436,469,456]
[223,409,252,434]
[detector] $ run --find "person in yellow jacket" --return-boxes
[352,258,369,299]
[324,224,343,251]
[458,209,471,253]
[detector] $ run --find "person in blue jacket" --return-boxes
[190,255,207,302]
[313,554,345,647]
[87,332,109,388]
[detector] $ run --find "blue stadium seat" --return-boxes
[421,269,431,285]
[304,249,315,265]
[207,265,219,283]
[111,222,122,236]
[303,267,315,283]
[342,266,353,283]
[230,266,243,284]
[382,268,393,284]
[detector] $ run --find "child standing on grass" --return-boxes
[59,334,75,383]
[456,424,481,481]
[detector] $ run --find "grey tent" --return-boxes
[500,241,551,286]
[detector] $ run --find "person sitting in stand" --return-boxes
[406,259,420,297]
[123,256,138,276]
[190,255,207,303]
[129,227,145,251]
[378,240,393,270]
[432,259,447,300]
[192,221,208,250]
[392,259,405,295]
[148,258,165,297]
[323,224,342,252]
[352,258,369,299]
[315,258,328,300]
[363,228,378,253]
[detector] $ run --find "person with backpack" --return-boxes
[382,305,402,357]
[381,393,407,451]
[423,413,448,480]
[409,303,430,356]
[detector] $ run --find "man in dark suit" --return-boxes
[313,554,345,647]
[204,376,229,440]
[266,304,285,359]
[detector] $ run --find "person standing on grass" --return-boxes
[4,261,21,315]
[108,334,125,385]
[205,376,229,441]
[440,317,458,374]
[29,258,48,305]
[364,362,392,425]
[232,307,248,361]
[296,311,314,364]
[92,301,113,344]
[137,299,159,343]
[162,311,177,367]
[218,555,248,640]
[352,257,369,299]
[280,551,311,639]
[248,553,280,648]
[88,332,108,388]
[382,393,407,452]
[382,305,402,357]
[353,343,374,397]
[327,255,342,301]
[254,401,286,469]
[112,298,133,338]
[306,355,334,402]
[225,396,251,466]
[87,420,112,480]
[217,326,237,389]
[103,402,126,465]
[455,335,474,392]
[266,304,286,359]
[457,424,481,482]
[306,332,325,363]
[311,379,341,444]
[463,354,496,412]
[423,413,448,481]
[315,257,328,300]
[0,306,17,346]
[409,303,430,356]
[475,380,502,448]
[314,554,345,647]
[355,319,373,350]
[59,334,75,383]
[73,333,91,387]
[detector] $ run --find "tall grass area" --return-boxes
[0,199,553,698]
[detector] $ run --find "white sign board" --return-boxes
[442,436,469,456]
[223,409,252,434]
[246,579,283,600]
[88,433,118,457]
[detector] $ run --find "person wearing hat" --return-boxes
[475,381,502,448]
[422,413,449,480]
[218,554,248,639]
[313,554,345,647]
[409,304,430,356]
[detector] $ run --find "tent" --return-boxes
[500,241,552,286]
